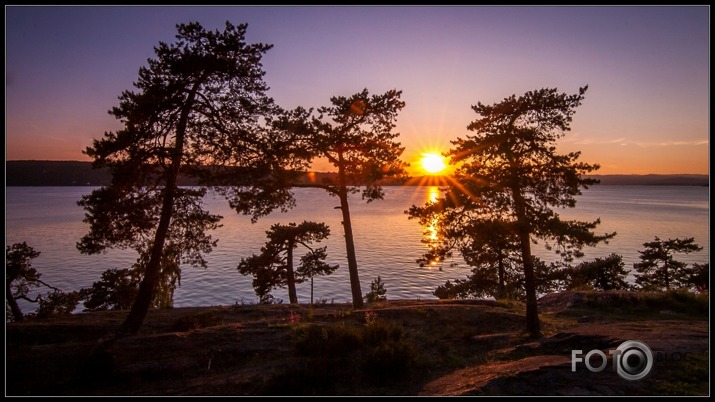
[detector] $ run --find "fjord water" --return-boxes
[5,185,709,308]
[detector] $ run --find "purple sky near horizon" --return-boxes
[5,5,710,175]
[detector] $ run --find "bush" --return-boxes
[81,268,139,311]
[362,320,416,382]
[364,340,417,382]
[365,276,387,303]
[294,324,363,357]
[660,289,709,315]
[654,352,709,395]
[291,318,416,387]
[34,290,82,318]
[363,319,404,345]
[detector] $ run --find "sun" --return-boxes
[420,153,447,175]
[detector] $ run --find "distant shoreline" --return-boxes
[5,160,709,187]
[586,174,708,187]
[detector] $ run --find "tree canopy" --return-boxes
[77,21,300,335]
[409,86,615,337]
[633,236,703,291]
[237,221,338,304]
[565,253,632,291]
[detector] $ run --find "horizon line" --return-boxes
[4,159,709,177]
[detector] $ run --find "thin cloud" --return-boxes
[562,134,708,148]
[561,134,628,146]
[635,139,709,148]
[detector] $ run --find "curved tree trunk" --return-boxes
[118,82,202,336]
[118,157,181,336]
[6,282,24,322]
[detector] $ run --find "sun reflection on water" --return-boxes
[425,186,442,268]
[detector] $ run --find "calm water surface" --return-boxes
[5,185,709,308]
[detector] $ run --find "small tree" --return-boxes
[297,246,338,305]
[6,242,80,322]
[365,276,387,304]
[566,253,632,291]
[686,263,709,292]
[237,221,338,304]
[634,237,703,291]
[6,242,41,322]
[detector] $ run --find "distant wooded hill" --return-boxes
[585,174,709,186]
[4,160,338,187]
[5,160,709,187]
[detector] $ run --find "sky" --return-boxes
[5,5,710,175]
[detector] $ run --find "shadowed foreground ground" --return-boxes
[6,291,709,396]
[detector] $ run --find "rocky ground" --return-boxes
[5,291,709,396]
